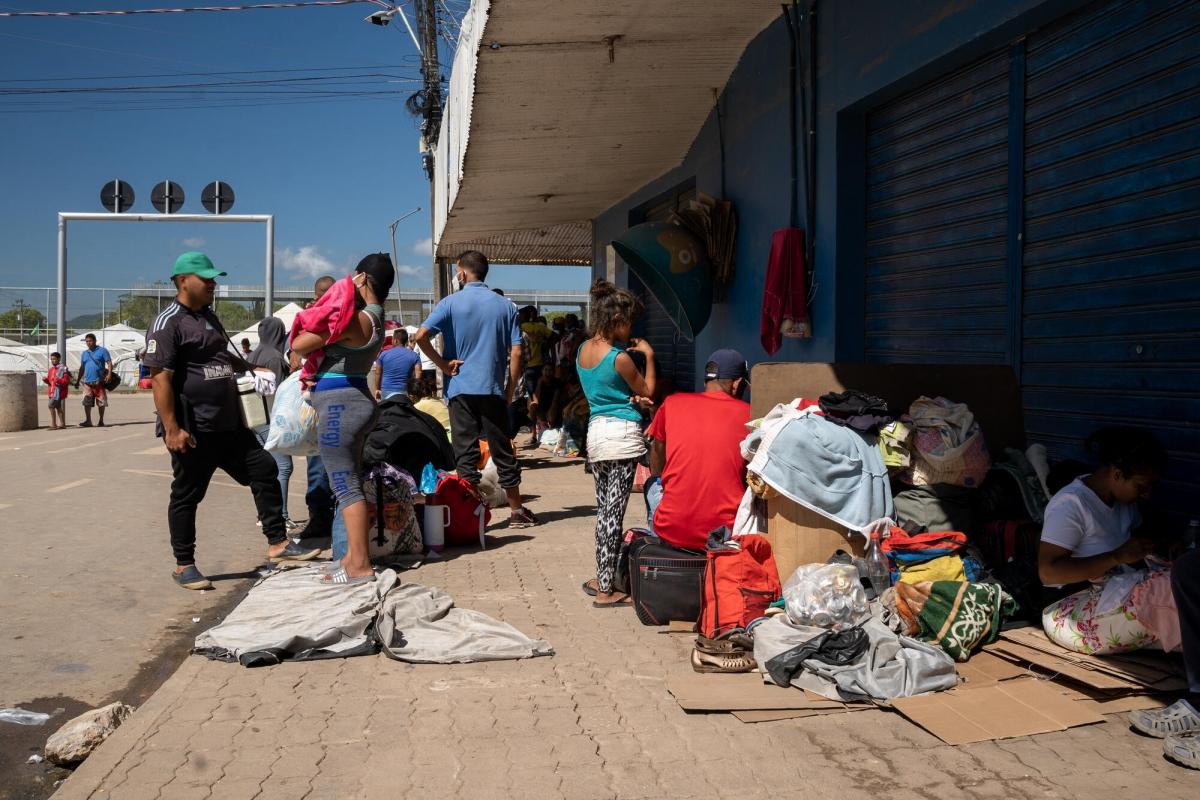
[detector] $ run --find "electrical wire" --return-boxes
[0,1,384,17]
[0,63,418,83]
[0,73,419,94]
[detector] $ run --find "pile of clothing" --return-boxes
[740,396,894,534]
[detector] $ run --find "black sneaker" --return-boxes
[172,565,213,590]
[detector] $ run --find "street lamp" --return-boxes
[388,206,422,324]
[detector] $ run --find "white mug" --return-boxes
[422,505,450,551]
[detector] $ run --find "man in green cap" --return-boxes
[143,252,320,590]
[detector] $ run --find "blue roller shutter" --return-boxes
[1021,0,1200,510]
[863,50,1011,363]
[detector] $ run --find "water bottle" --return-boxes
[1184,519,1200,551]
[863,528,891,599]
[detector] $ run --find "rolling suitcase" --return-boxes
[627,536,706,626]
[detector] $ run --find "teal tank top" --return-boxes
[577,345,642,423]
[316,303,383,378]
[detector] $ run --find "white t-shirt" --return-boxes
[405,326,437,371]
[1040,477,1141,559]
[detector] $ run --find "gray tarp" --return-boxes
[753,614,957,701]
[195,565,397,664]
[195,564,552,666]
[378,583,553,663]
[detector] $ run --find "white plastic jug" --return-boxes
[422,505,450,552]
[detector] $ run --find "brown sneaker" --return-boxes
[508,506,539,528]
[690,647,757,674]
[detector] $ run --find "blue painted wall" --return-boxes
[591,0,1091,389]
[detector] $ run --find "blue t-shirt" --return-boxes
[420,283,520,400]
[79,346,112,383]
[377,346,421,397]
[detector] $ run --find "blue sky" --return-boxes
[0,1,588,317]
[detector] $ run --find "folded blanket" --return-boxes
[895,580,1016,661]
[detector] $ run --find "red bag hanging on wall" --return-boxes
[699,534,783,638]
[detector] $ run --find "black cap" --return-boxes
[704,348,750,383]
[355,253,395,301]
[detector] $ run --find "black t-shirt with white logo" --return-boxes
[143,300,246,435]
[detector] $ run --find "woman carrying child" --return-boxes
[576,280,655,607]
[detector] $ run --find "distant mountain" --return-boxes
[66,313,105,329]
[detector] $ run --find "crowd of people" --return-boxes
[47,246,1199,768]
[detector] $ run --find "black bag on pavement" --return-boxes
[627,536,706,626]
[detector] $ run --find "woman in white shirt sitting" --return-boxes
[1039,427,1167,656]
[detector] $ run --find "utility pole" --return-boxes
[414,0,443,297]
[12,299,28,338]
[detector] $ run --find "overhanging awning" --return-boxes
[433,0,781,265]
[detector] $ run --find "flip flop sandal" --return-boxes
[322,564,376,585]
[592,595,632,608]
[581,579,599,597]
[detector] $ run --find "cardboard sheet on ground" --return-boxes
[952,652,1028,689]
[732,704,875,723]
[892,677,1104,745]
[667,672,867,713]
[989,628,1187,692]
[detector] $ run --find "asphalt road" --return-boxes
[0,392,312,798]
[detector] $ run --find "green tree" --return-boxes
[0,306,47,334]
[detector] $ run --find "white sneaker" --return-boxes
[1164,731,1200,769]
[1129,699,1200,738]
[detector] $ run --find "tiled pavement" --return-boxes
[53,455,1199,799]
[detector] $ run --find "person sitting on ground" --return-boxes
[576,279,655,607]
[1039,427,1170,655]
[43,351,70,429]
[408,377,451,439]
[375,327,422,401]
[645,349,751,551]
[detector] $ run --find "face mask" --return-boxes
[451,272,464,292]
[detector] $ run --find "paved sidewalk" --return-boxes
[53,452,1198,799]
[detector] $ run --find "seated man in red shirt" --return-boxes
[645,349,751,550]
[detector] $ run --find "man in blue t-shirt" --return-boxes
[375,328,422,400]
[72,333,113,427]
[415,250,539,528]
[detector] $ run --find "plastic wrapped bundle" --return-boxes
[782,564,869,631]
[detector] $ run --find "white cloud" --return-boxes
[396,263,427,278]
[412,237,433,256]
[277,245,337,278]
[182,236,205,248]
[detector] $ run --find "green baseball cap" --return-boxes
[172,251,226,279]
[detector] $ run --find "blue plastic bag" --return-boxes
[419,463,441,495]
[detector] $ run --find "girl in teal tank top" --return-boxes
[576,279,656,607]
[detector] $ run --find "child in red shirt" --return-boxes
[43,351,70,429]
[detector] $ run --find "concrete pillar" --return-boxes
[0,372,38,431]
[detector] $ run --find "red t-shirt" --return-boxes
[646,391,751,550]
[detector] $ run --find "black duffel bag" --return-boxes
[627,535,706,627]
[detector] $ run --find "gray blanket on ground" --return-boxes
[753,614,957,701]
[194,565,552,665]
[377,583,553,663]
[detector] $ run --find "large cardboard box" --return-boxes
[765,495,865,582]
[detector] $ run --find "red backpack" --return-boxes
[699,534,783,638]
[432,474,492,547]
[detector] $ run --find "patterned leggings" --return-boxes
[593,458,638,594]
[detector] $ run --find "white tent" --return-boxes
[234,302,305,348]
[0,342,141,387]
[67,323,146,353]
